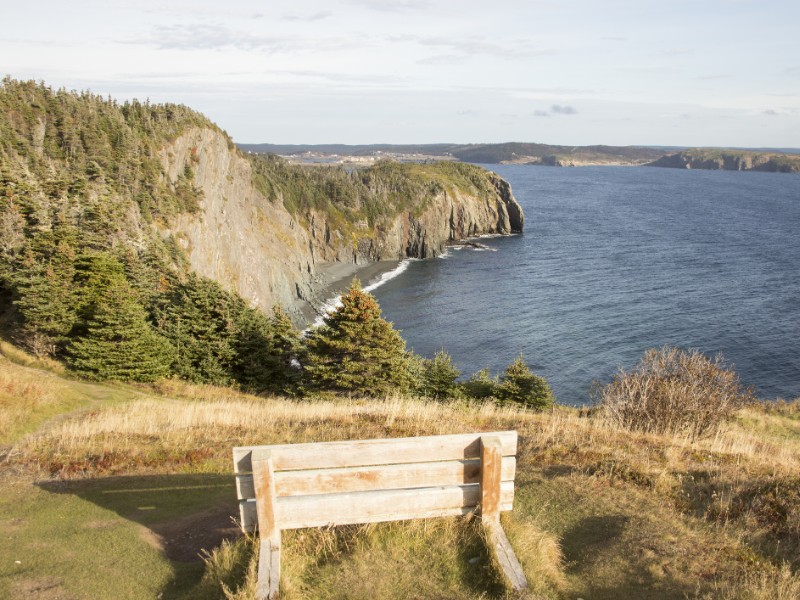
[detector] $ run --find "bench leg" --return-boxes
[254,455,281,599]
[481,436,528,592]
[483,519,528,592]
[257,532,281,600]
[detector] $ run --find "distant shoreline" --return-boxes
[238,142,800,173]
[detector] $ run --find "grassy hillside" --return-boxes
[1,343,799,599]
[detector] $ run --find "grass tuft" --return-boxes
[196,535,258,600]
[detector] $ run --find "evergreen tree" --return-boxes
[13,244,78,356]
[66,278,174,382]
[462,367,497,400]
[154,274,241,385]
[496,355,554,410]
[234,305,302,395]
[420,350,461,400]
[72,251,128,328]
[304,280,413,396]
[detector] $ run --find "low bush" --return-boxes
[496,355,554,411]
[419,350,461,400]
[461,367,497,400]
[599,346,752,439]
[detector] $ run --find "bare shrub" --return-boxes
[599,346,753,439]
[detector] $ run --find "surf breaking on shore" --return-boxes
[305,259,415,330]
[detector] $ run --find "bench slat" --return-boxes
[236,456,516,499]
[233,430,517,473]
[239,481,515,531]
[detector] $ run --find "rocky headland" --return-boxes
[160,128,523,321]
[647,149,800,173]
[0,79,523,333]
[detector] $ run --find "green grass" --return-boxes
[0,472,236,600]
[515,472,741,599]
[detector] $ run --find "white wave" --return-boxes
[307,296,343,331]
[306,259,414,331]
[363,259,414,293]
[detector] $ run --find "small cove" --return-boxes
[373,165,800,405]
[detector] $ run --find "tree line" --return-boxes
[32,269,555,408]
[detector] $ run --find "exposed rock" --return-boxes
[647,150,800,173]
[159,128,525,319]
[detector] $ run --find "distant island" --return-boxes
[239,142,800,173]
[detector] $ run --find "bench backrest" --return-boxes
[233,430,517,533]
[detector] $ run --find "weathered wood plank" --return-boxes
[255,534,281,600]
[484,519,528,592]
[240,482,514,531]
[253,455,278,540]
[256,539,271,600]
[233,431,517,473]
[269,535,280,599]
[480,436,503,520]
[236,457,517,500]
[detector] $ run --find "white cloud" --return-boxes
[347,0,431,12]
[551,105,578,115]
[281,11,332,22]
[2,0,798,146]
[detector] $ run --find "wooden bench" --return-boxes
[233,431,527,599]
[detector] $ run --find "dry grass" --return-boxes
[4,361,800,598]
[0,354,145,452]
[195,516,565,600]
[0,354,70,445]
[196,534,259,600]
[501,516,566,597]
[0,339,65,374]
[14,387,531,476]
[708,563,800,599]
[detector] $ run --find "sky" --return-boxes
[3,0,799,147]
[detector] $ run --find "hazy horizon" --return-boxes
[236,142,800,153]
[4,0,799,148]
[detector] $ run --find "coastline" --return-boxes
[299,260,403,326]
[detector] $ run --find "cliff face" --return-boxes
[160,128,524,318]
[647,150,800,173]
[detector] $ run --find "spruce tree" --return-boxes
[235,305,301,395]
[13,244,78,356]
[67,278,174,382]
[155,274,240,385]
[462,367,497,400]
[420,350,461,400]
[496,355,554,410]
[304,280,412,396]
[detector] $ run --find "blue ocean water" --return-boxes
[372,165,800,405]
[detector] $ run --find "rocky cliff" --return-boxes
[160,128,524,319]
[647,150,800,173]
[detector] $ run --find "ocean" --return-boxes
[371,165,800,405]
